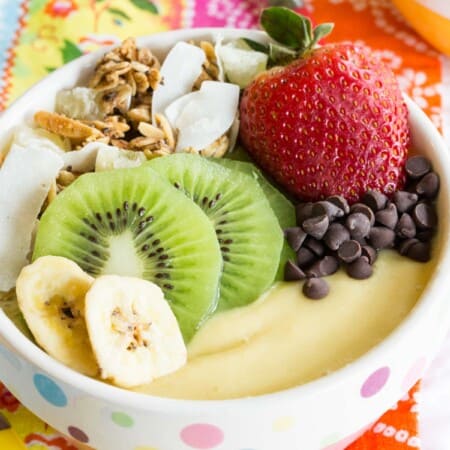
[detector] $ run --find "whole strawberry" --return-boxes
[239,7,409,204]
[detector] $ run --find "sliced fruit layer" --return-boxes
[212,157,296,280]
[16,256,97,375]
[32,166,222,341]
[149,153,283,310]
[85,275,187,388]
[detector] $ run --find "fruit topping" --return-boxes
[149,154,284,310]
[239,7,409,204]
[283,155,439,298]
[0,144,63,291]
[95,144,147,171]
[16,256,97,375]
[32,166,222,341]
[55,87,102,121]
[85,275,187,388]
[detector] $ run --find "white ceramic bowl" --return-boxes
[1,29,450,450]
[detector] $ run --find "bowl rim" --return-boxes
[1,27,450,414]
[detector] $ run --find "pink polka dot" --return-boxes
[402,357,427,391]
[360,366,390,398]
[180,423,224,449]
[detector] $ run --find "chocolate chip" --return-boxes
[416,230,434,242]
[323,223,350,251]
[345,212,371,240]
[312,201,344,221]
[361,245,378,265]
[327,195,350,215]
[369,226,396,249]
[306,255,340,278]
[304,237,325,257]
[412,202,437,230]
[362,190,388,211]
[337,240,362,263]
[295,202,314,224]
[375,203,398,229]
[302,278,329,299]
[302,214,329,240]
[346,256,373,279]
[398,238,420,256]
[284,227,307,252]
[396,213,416,239]
[284,260,306,281]
[415,172,440,199]
[350,203,375,226]
[404,241,431,262]
[296,247,316,268]
[393,191,418,213]
[406,155,431,179]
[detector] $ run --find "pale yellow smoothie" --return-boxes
[135,250,435,400]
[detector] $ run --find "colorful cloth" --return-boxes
[0,0,449,449]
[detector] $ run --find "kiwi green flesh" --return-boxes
[148,154,284,310]
[32,166,222,342]
[212,157,296,280]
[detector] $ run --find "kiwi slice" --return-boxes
[212,157,296,280]
[33,166,222,341]
[149,153,283,310]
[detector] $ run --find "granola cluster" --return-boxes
[33,37,226,161]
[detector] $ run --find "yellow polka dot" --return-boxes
[272,416,295,432]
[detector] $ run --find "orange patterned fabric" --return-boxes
[348,383,421,449]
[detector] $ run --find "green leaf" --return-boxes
[45,66,57,73]
[261,7,313,50]
[130,0,158,14]
[61,39,83,64]
[311,23,334,47]
[241,38,269,54]
[268,43,297,66]
[108,7,131,20]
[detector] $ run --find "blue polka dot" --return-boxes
[33,373,67,407]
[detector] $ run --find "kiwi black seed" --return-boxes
[32,166,222,341]
[210,157,296,280]
[149,153,284,310]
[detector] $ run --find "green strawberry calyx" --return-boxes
[244,7,334,66]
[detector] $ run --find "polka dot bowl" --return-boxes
[1,28,450,450]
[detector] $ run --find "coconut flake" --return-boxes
[61,141,108,172]
[228,114,240,153]
[95,145,147,172]
[214,35,225,82]
[55,87,102,120]
[216,39,268,88]
[13,125,69,155]
[168,81,239,152]
[151,42,205,121]
[0,144,63,291]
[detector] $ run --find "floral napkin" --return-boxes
[0,0,448,449]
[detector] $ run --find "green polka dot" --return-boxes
[111,411,134,428]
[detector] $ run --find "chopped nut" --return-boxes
[0,151,5,167]
[111,139,130,149]
[47,179,57,204]
[134,71,150,93]
[147,68,162,91]
[34,111,103,141]
[57,170,77,187]
[130,136,161,149]
[127,106,151,124]
[154,113,175,149]
[193,40,220,90]
[200,135,230,158]
[83,115,130,140]
[138,122,165,139]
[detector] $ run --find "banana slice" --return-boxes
[16,256,98,376]
[85,275,187,388]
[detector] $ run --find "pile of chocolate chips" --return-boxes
[283,155,439,300]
